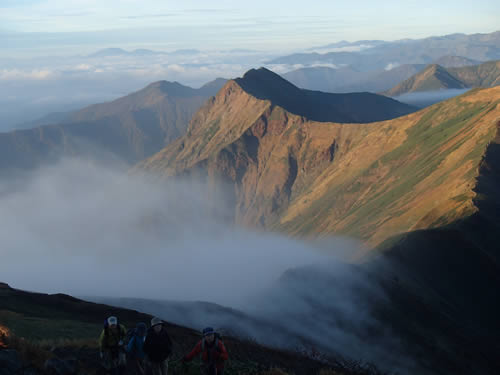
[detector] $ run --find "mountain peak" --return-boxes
[143,80,197,97]
[232,68,415,123]
[235,67,302,98]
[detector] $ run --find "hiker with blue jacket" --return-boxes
[126,322,147,375]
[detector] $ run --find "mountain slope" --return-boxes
[385,60,500,96]
[139,79,500,249]
[0,79,225,173]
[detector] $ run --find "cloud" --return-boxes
[0,158,417,373]
[0,68,56,80]
[385,62,401,71]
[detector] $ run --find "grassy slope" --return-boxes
[0,283,371,375]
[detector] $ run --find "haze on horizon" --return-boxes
[1,0,499,129]
[1,0,499,55]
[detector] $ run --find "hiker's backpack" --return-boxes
[201,332,222,352]
[125,328,136,346]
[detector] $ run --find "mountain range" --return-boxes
[139,68,499,248]
[0,70,414,175]
[282,64,427,93]
[2,56,500,374]
[135,67,500,374]
[281,56,484,94]
[269,31,500,71]
[0,78,226,173]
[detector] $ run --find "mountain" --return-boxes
[385,60,500,96]
[384,64,468,96]
[137,78,500,375]
[282,64,426,93]
[139,73,500,250]
[268,31,500,72]
[230,68,416,123]
[0,79,226,173]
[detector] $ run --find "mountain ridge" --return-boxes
[0,78,226,173]
[233,68,416,123]
[138,79,500,250]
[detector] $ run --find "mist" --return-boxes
[0,49,277,130]
[394,88,470,108]
[0,158,424,374]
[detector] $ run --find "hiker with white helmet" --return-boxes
[98,316,127,375]
[182,327,228,375]
[143,317,173,375]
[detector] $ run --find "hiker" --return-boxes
[99,316,128,375]
[182,327,228,375]
[143,317,173,375]
[126,322,148,375]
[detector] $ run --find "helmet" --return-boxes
[151,317,163,327]
[202,327,215,336]
[107,316,118,326]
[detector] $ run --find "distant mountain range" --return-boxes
[281,56,484,94]
[384,60,500,96]
[0,78,226,173]
[282,64,427,93]
[269,31,500,71]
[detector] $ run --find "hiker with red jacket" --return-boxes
[182,327,228,375]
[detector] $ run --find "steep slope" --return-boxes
[385,60,500,96]
[140,80,500,249]
[0,79,225,173]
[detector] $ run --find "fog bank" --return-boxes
[0,159,420,374]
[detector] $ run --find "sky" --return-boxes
[1,0,499,55]
[0,0,499,129]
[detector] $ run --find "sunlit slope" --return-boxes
[139,81,500,247]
